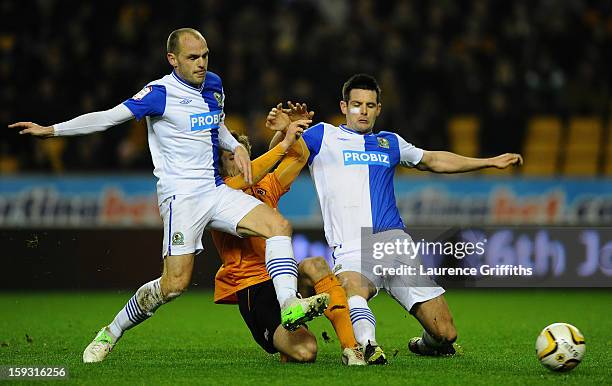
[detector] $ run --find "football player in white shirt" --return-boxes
[10,28,328,363]
[295,74,523,364]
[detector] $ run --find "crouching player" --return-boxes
[211,105,365,365]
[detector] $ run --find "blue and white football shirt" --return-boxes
[302,123,424,248]
[123,70,238,204]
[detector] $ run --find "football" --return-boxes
[535,323,586,372]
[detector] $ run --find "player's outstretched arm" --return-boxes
[9,104,135,138]
[274,137,310,190]
[416,151,523,173]
[226,120,310,190]
[274,120,312,189]
[9,122,54,137]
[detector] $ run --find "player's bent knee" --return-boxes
[271,215,292,237]
[441,330,457,345]
[290,341,317,363]
[262,211,292,237]
[432,323,457,344]
[160,276,190,301]
[304,339,318,362]
[441,313,457,343]
[444,324,458,344]
[298,256,329,279]
[338,273,375,299]
[161,285,186,302]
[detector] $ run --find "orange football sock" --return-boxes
[314,274,358,349]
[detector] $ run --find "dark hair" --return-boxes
[167,28,204,54]
[342,74,381,103]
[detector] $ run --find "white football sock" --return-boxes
[108,278,164,340]
[265,236,298,307]
[348,295,377,346]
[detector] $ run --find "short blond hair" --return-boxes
[230,131,251,156]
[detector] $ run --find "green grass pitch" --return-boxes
[1,290,611,385]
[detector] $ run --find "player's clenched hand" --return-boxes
[279,119,311,152]
[234,145,253,184]
[265,103,292,132]
[9,122,54,138]
[490,153,523,169]
[284,101,314,122]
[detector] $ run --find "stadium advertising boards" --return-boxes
[2,176,610,288]
[1,176,611,228]
[280,177,612,227]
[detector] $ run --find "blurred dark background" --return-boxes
[1,0,611,175]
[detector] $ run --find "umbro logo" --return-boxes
[179,98,192,104]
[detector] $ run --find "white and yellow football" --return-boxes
[536,323,586,372]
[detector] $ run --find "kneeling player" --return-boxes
[211,107,364,365]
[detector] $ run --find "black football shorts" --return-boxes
[237,280,280,354]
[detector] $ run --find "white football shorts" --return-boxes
[332,229,445,311]
[159,184,262,257]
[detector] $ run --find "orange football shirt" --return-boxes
[212,173,289,304]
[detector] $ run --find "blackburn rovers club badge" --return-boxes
[377,137,389,149]
[213,92,223,107]
[171,232,184,246]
